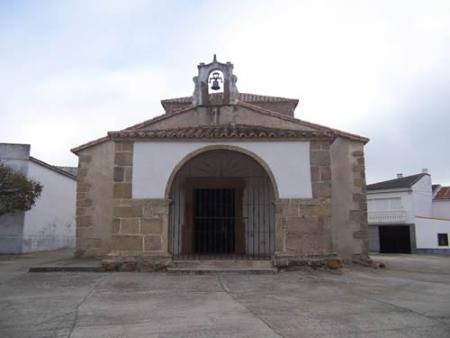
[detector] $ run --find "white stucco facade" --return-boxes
[132,141,313,199]
[411,175,433,217]
[415,216,450,249]
[22,161,76,252]
[0,143,77,254]
[432,200,450,220]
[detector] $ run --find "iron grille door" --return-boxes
[194,188,235,254]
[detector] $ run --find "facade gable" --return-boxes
[125,104,318,132]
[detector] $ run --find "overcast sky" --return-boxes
[1,0,449,184]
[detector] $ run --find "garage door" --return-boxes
[379,226,411,253]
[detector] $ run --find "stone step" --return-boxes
[167,259,278,273]
[28,258,104,273]
[29,266,104,273]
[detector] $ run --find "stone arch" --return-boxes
[166,145,278,257]
[164,144,280,200]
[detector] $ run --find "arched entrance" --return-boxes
[168,148,276,258]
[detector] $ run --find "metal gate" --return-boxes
[194,188,235,254]
[169,177,275,259]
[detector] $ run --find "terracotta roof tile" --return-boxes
[72,93,368,154]
[161,93,298,104]
[161,93,299,115]
[108,124,334,141]
[237,102,369,143]
[434,186,450,200]
[71,100,368,154]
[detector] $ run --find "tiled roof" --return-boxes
[434,186,450,200]
[367,173,428,191]
[72,100,368,154]
[108,124,334,140]
[161,93,298,105]
[161,93,299,114]
[127,100,367,141]
[237,101,368,143]
[72,94,368,154]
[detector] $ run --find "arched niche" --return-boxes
[166,148,277,257]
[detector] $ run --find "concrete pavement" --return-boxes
[0,251,449,337]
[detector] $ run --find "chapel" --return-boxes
[72,56,369,270]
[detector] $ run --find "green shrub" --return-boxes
[0,163,42,216]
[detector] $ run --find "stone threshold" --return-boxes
[166,268,278,274]
[167,259,278,273]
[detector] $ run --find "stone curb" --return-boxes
[28,266,105,273]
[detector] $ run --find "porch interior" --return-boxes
[168,149,276,265]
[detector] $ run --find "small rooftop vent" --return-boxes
[397,173,403,178]
[422,168,428,174]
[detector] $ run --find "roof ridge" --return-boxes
[368,173,428,184]
[239,93,298,102]
[367,173,429,191]
[29,156,77,180]
[123,104,195,131]
[161,93,299,104]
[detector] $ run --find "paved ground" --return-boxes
[0,252,449,337]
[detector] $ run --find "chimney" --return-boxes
[422,168,428,174]
[397,173,403,178]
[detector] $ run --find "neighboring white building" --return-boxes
[0,143,77,254]
[432,186,450,220]
[367,171,450,254]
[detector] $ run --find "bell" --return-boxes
[211,79,221,90]
[209,71,223,91]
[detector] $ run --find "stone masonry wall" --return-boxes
[75,141,114,257]
[76,137,365,270]
[274,140,336,267]
[330,137,369,262]
[349,146,369,262]
[110,142,170,258]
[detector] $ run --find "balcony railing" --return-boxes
[368,210,407,224]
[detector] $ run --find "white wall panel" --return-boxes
[133,141,312,199]
[415,216,450,249]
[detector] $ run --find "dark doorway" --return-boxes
[379,226,411,253]
[193,188,236,254]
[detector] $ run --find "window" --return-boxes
[367,198,403,212]
[437,233,449,246]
